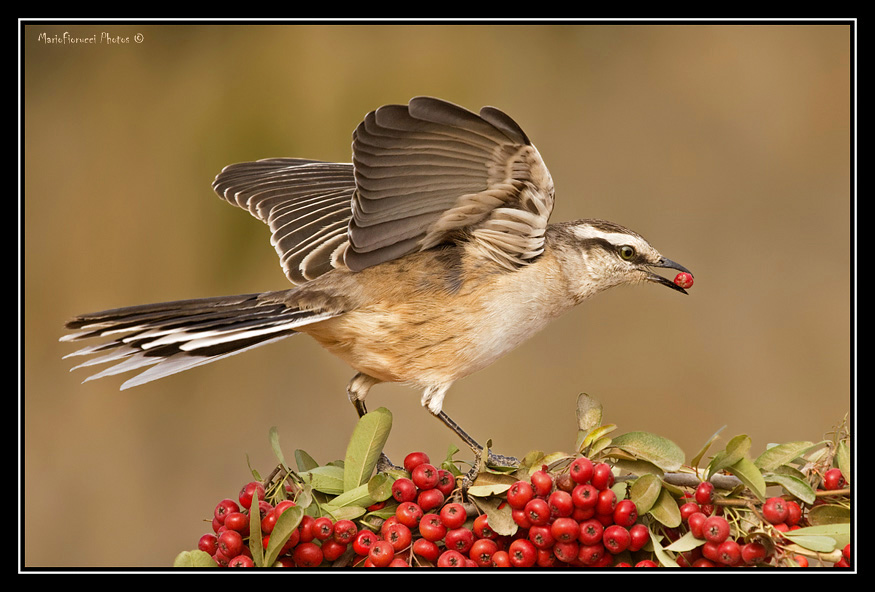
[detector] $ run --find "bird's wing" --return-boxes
[346,96,555,272]
[213,97,555,284]
[213,158,356,284]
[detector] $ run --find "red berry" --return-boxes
[551,517,580,543]
[553,541,580,564]
[351,529,379,556]
[591,463,614,490]
[508,539,537,568]
[368,540,395,567]
[333,519,357,544]
[674,272,694,289]
[524,498,551,526]
[528,524,556,550]
[262,500,296,534]
[688,512,708,539]
[436,469,456,496]
[469,538,499,567]
[439,502,467,529]
[472,513,497,539]
[445,527,475,554]
[785,500,803,526]
[695,481,715,505]
[395,501,424,529]
[628,523,650,552]
[198,533,218,555]
[293,541,323,567]
[412,538,440,563]
[603,525,631,554]
[321,539,348,562]
[741,541,768,565]
[578,542,606,565]
[391,478,418,503]
[548,490,574,518]
[794,554,809,567]
[403,451,430,474]
[578,518,604,545]
[436,549,466,567]
[703,515,730,543]
[383,521,412,551]
[635,559,659,567]
[213,498,240,524]
[411,463,440,490]
[823,468,846,490]
[530,468,553,497]
[717,539,742,566]
[312,516,334,541]
[222,512,249,534]
[218,529,244,559]
[228,554,255,567]
[679,501,701,522]
[569,456,594,484]
[419,513,448,542]
[595,488,617,515]
[762,497,789,525]
[238,481,265,510]
[507,480,535,510]
[613,499,638,528]
[572,483,599,509]
[417,487,445,512]
[491,550,511,567]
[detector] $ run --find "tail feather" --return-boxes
[61,292,335,389]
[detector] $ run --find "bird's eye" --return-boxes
[619,245,636,261]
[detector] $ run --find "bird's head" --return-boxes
[549,219,693,302]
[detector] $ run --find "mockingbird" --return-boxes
[62,97,692,465]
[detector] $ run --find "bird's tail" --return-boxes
[61,292,335,390]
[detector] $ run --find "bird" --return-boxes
[61,96,692,467]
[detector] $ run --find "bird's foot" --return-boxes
[376,452,400,474]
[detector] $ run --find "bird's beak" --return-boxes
[646,256,693,295]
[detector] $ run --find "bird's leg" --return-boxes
[435,410,520,469]
[422,384,519,471]
[347,373,397,472]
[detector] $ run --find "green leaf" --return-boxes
[707,434,751,479]
[324,505,367,522]
[580,424,616,454]
[470,496,517,537]
[248,489,264,567]
[367,472,396,502]
[295,449,320,472]
[689,426,725,471]
[648,528,680,567]
[343,407,392,492]
[629,473,663,515]
[611,431,685,472]
[664,530,705,553]
[576,393,603,432]
[807,504,851,526]
[754,441,815,471]
[263,505,304,567]
[763,473,816,504]
[173,550,218,567]
[467,483,512,497]
[784,523,850,550]
[647,487,681,528]
[836,440,851,484]
[725,457,767,501]
[269,426,288,469]
[328,482,376,509]
[300,465,345,495]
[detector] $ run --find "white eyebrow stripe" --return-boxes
[571,225,647,249]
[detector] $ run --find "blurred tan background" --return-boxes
[23,23,852,568]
